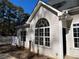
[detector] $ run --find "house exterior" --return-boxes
[12,25,27,46]
[16,1,79,59]
[63,7,79,58]
[17,1,63,59]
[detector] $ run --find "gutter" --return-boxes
[67,6,79,15]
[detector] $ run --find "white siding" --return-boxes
[25,6,63,59]
[66,14,79,57]
[17,29,24,47]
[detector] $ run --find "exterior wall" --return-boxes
[25,6,63,59]
[66,14,79,57]
[17,28,30,48]
[17,29,24,47]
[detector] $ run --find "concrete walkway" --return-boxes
[65,55,79,59]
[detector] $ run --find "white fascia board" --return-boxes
[26,1,63,24]
[40,1,63,16]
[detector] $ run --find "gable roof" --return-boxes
[27,1,62,24]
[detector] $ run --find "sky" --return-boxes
[9,0,48,15]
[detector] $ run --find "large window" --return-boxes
[73,24,79,48]
[35,18,50,47]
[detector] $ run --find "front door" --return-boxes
[21,30,26,47]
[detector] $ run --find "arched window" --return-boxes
[35,18,50,47]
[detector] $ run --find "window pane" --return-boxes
[40,29,43,32]
[78,28,79,32]
[39,24,43,27]
[39,37,43,45]
[22,37,26,41]
[40,32,43,36]
[75,43,78,47]
[78,33,79,37]
[35,37,39,44]
[45,42,50,46]
[36,18,49,27]
[35,29,38,36]
[45,28,50,36]
[78,38,79,42]
[77,24,79,26]
[45,38,50,46]
[78,43,79,47]
[74,38,79,47]
[21,31,26,41]
[74,33,77,37]
[42,20,45,27]
[45,38,50,41]
[38,29,40,36]
[45,33,50,36]
[75,42,79,47]
[73,24,76,26]
[40,29,43,36]
[73,28,77,32]
[45,28,49,33]
[74,38,77,42]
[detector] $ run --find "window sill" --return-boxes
[73,47,79,50]
[34,44,51,49]
[74,48,79,49]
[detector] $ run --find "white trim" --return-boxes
[35,27,50,48]
[39,1,62,16]
[72,23,79,49]
[59,20,64,59]
[26,1,62,24]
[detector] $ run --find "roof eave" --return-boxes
[67,6,79,15]
[26,1,62,24]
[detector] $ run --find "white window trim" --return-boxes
[73,24,79,49]
[35,26,51,48]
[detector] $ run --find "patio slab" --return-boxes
[65,55,79,59]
